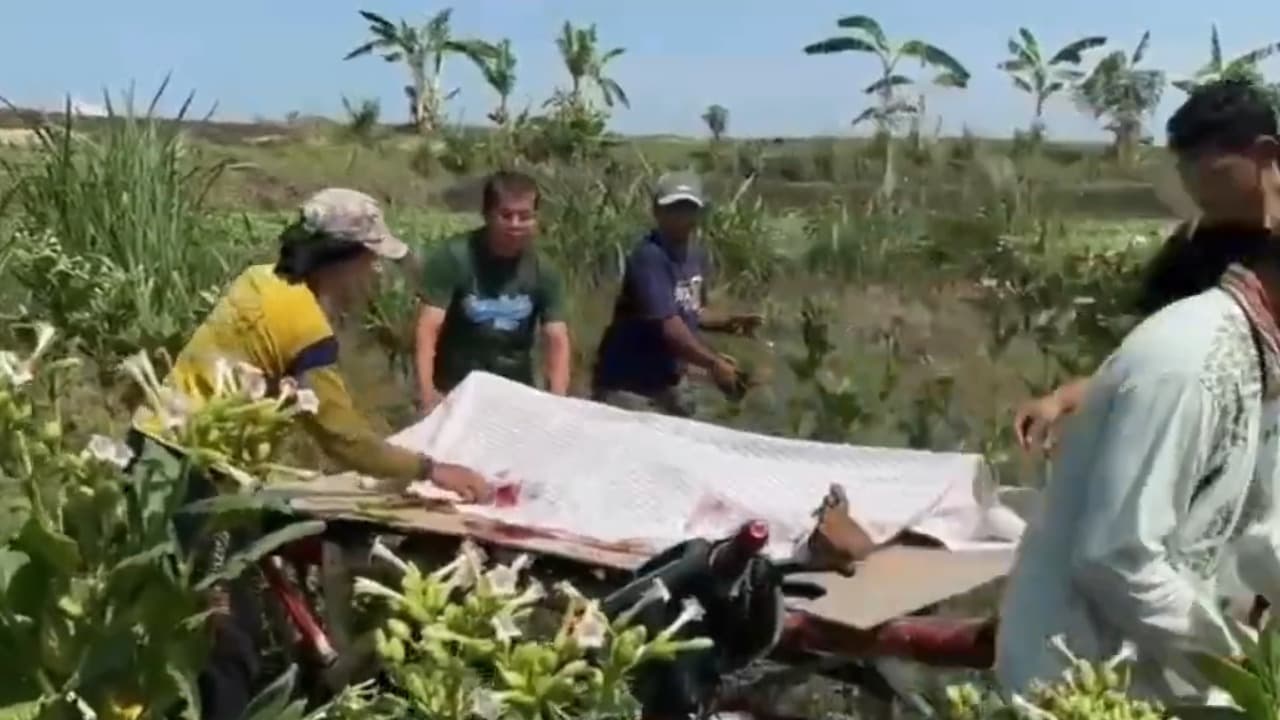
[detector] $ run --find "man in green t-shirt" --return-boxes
[414,171,571,411]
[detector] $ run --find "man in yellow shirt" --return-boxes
[129,188,490,719]
[132,187,489,498]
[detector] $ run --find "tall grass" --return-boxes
[0,80,246,370]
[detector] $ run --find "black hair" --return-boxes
[273,221,370,284]
[481,170,540,213]
[1135,221,1274,315]
[1167,78,1278,155]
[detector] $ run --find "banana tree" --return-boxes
[344,9,493,134]
[702,104,729,142]
[466,38,517,127]
[998,28,1107,136]
[804,14,969,200]
[1174,25,1280,92]
[1076,31,1166,170]
[555,21,629,109]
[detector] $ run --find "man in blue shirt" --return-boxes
[592,171,760,416]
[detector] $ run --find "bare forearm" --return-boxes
[544,338,571,395]
[698,308,733,333]
[662,318,721,369]
[414,344,437,398]
[1055,376,1091,413]
[414,309,443,400]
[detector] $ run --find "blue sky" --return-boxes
[2,1,1276,140]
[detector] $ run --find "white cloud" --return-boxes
[69,98,108,117]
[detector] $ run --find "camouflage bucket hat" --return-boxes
[298,188,408,261]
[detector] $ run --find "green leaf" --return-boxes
[864,74,914,95]
[803,37,878,56]
[195,520,324,592]
[357,10,394,32]
[105,542,174,599]
[178,493,288,531]
[899,41,970,81]
[0,700,44,720]
[1049,36,1107,65]
[0,549,29,596]
[1131,30,1152,66]
[168,664,201,720]
[835,15,888,49]
[16,517,79,575]
[1235,43,1280,67]
[1192,652,1271,718]
[343,41,378,61]
[239,665,299,720]
[1167,706,1249,719]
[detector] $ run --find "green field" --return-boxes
[0,13,1250,715]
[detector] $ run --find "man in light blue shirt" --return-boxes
[997,79,1280,704]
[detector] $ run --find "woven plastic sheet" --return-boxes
[389,373,1023,560]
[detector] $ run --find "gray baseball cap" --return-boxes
[653,171,705,207]
[298,188,408,261]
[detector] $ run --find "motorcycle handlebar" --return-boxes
[600,520,770,619]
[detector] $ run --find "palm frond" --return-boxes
[1049,36,1107,65]
[863,74,914,95]
[1235,42,1280,67]
[357,10,395,32]
[1131,30,1152,66]
[601,78,630,108]
[804,36,878,55]
[1017,28,1040,61]
[344,42,379,61]
[835,15,889,50]
[899,41,970,81]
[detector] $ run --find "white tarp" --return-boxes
[390,373,1024,560]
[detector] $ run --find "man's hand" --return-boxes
[430,462,493,504]
[1013,392,1067,452]
[710,355,742,396]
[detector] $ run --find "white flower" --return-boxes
[1104,641,1138,670]
[277,376,299,400]
[155,388,192,431]
[294,388,320,414]
[354,576,405,603]
[212,357,235,396]
[1008,693,1056,720]
[120,352,159,390]
[471,690,505,720]
[614,579,671,628]
[0,351,27,386]
[65,690,97,720]
[508,579,546,610]
[491,613,522,642]
[554,580,586,602]
[431,539,486,590]
[234,361,267,400]
[1047,634,1079,664]
[483,554,531,597]
[29,323,56,361]
[570,601,609,649]
[219,464,260,491]
[370,537,411,575]
[658,597,706,639]
[84,434,134,469]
